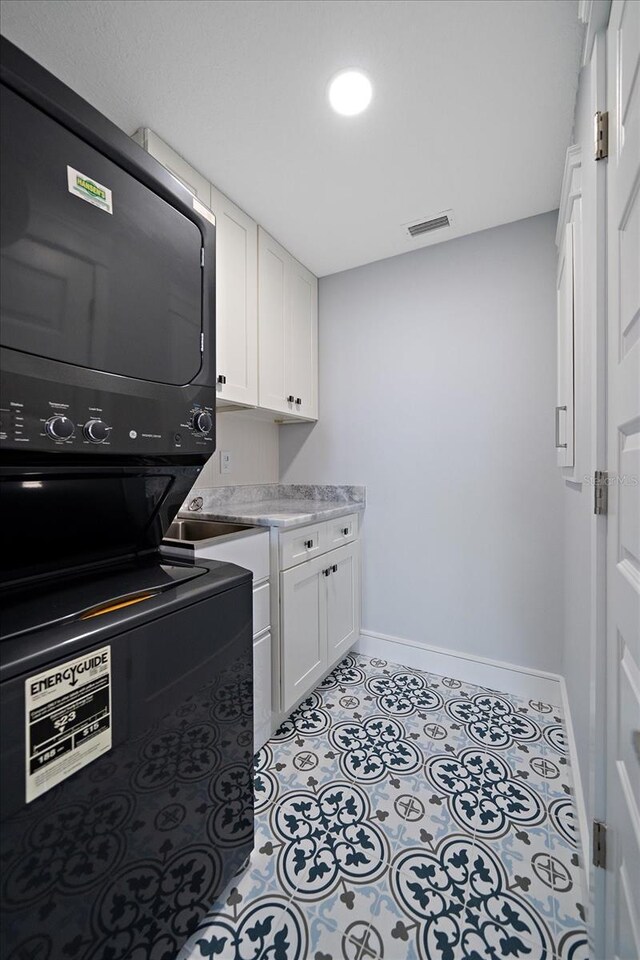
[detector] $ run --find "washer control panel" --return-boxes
[0,371,215,456]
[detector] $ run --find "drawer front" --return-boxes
[325,513,358,550]
[196,529,270,582]
[279,523,324,570]
[253,581,270,636]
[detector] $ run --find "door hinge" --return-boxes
[593,819,607,869]
[201,248,205,267]
[200,332,204,353]
[594,470,608,515]
[594,111,608,160]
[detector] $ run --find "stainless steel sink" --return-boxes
[164,519,254,542]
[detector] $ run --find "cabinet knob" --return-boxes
[287,395,295,403]
[295,398,302,405]
[323,568,330,577]
[342,527,349,535]
[332,564,338,573]
[304,540,314,549]
[218,374,227,385]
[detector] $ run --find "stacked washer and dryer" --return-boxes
[0,37,254,959]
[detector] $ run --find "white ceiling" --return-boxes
[1,0,583,276]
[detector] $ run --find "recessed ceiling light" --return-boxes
[328,70,372,116]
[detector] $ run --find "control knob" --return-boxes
[193,410,213,435]
[83,418,110,443]
[45,415,75,441]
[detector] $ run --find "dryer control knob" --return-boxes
[83,419,110,443]
[193,411,213,435]
[45,415,75,441]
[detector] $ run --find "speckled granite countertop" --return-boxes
[179,484,365,529]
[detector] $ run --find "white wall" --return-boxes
[280,212,565,673]
[194,411,279,488]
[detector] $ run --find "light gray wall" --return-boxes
[280,211,565,673]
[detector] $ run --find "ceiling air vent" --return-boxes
[403,210,454,241]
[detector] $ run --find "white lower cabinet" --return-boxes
[326,542,360,663]
[280,539,360,713]
[281,554,327,710]
[253,628,272,752]
[190,527,272,751]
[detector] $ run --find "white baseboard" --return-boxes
[355,628,590,892]
[356,629,563,704]
[558,674,591,893]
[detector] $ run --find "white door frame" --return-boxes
[585,26,609,958]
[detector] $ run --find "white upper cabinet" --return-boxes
[132,130,318,421]
[556,222,575,469]
[131,128,210,201]
[258,228,318,420]
[258,229,289,414]
[287,256,318,420]
[209,184,258,406]
[556,144,582,476]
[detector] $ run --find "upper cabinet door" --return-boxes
[287,256,318,420]
[258,228,289,415]
[258,228,318,420]
[210,185,258,406]
[556,222,575,469]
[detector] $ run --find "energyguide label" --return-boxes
[25,645,112,803]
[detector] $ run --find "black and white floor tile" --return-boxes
[179,654,588,960]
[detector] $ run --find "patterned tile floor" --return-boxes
[179,653,588,960]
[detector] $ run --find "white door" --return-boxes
[280,554,326,712]
[286,257,318,420]
[604,3,640,958]
[210,185,258,406]
[326,542,360,663]
[556,222,575,467]
[258,228,289,415]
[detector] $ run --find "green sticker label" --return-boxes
[67,165,113,214]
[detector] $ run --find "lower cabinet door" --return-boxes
[253,628,272,751]
[280,555,326,712]
[326,541,360,664]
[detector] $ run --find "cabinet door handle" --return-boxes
[555,405,567,448]
[287,395,295,403]
[217,374,226,384]
[331,564,338,573]
[304,540,314,549]
[323,568,330,577]
[295,398,302,405]
[342,527,349,536]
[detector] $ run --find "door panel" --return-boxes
[605,4,640,958]
[253,628,272,751]
[280,556,326,712]
[556,222,575,467]
[286,258,318,420]
[326,542,360,664]
[212,186,257,406]
[258,228,288,414]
